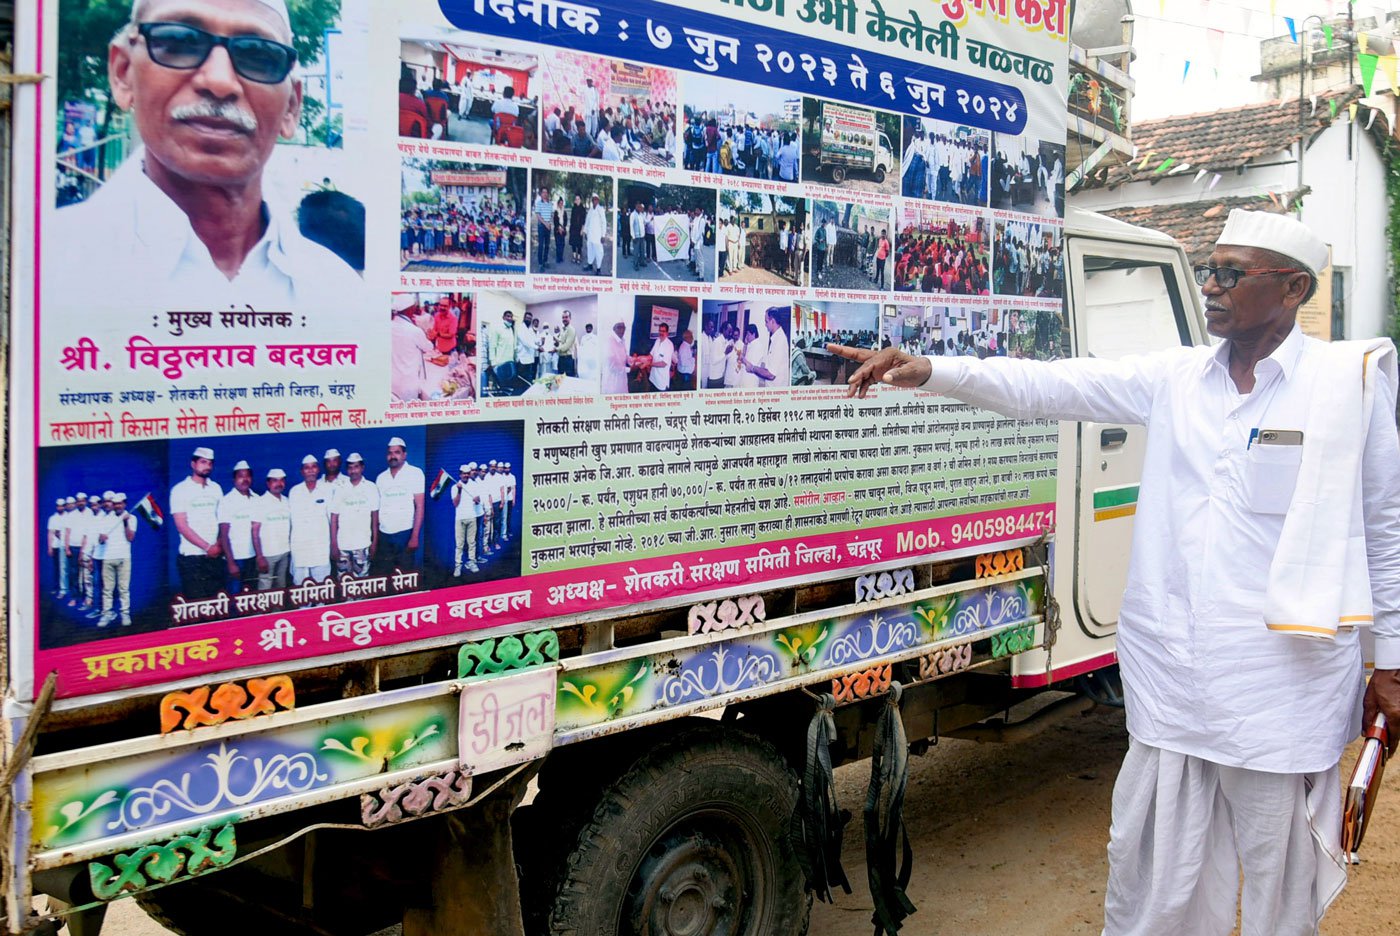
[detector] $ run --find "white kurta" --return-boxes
[584,205,607,269]
[921,325,1400,773]
[603,333,630,395]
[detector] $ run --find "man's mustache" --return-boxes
[170,100,258,133]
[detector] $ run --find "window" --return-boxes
[1331,268,1347,341]
[1080,255,1190,360]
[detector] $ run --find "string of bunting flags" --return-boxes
[1145,0,1397,97]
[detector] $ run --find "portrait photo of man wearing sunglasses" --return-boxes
[48,0,361,312]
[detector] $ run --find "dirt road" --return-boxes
[811,705,1400,936]
[96,704,1400,935]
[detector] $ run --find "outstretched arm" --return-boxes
[827,344,1174,427]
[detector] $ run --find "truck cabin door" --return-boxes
[1067,240,1199,636]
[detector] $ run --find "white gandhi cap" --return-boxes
[302,454,319,465]
[232,460,251,472]
[103,490,116,500]
[391,294,417,312]
[388,437,407,448]
[346,452,364,463]
[267,468,287,479]
[460,463,473,472]
[324,448,341,459]
[113,492,127,502]
[192,446,214,460]
[55,497,64,506]
[66,497,77,505]
[1215,209,1330,277]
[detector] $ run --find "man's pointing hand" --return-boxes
[826,344,932,399]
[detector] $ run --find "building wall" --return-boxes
[1300,120,1390,339]
[1070,121,1390,338]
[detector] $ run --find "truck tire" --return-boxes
[549,725,811,936]
[873,166,886,184]
[829,165,846,185]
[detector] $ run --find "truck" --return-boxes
[0,2,1175,935]
[809,101,896,186]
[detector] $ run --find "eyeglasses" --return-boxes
[1192,265,1303,289]
[136,22,297,85]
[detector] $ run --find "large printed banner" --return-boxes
[13,0,1069,700]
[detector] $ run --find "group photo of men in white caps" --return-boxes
[170,436,426,604]
[39,423,506,643]
[45,490,139,629]
[423,422,525,587]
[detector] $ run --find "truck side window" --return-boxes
[1081,257,1190,360]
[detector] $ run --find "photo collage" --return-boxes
[394,23,1066,399]
[33,0,1070,681]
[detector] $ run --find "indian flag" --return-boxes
[134,493,164,529]
[429,469,453,500]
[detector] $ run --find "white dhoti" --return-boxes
[1104,740,1347,936]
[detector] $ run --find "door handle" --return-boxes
[1100,428,1128,449]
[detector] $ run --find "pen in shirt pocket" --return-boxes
[1247,428,1259,450]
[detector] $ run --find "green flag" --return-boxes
[1324,24,1334,49]
[1154,157,1176,174]
[1360,53,1380,97]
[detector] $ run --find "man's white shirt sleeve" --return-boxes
[918,352,1177,426]
[1363,366,1400,669]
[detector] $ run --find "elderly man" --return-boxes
[52,0,360,310]
[583,193,608,274]
[392,293,434,402]
[830,210,1400,936]
[603,320,631,395]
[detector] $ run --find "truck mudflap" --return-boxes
[12,561,1045,919]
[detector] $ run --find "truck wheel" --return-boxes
[829,166,846,185]
[549,725,810,936]
[873,166,887,184]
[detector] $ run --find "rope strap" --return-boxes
[865,682,917,935]
[790,691,851,902]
